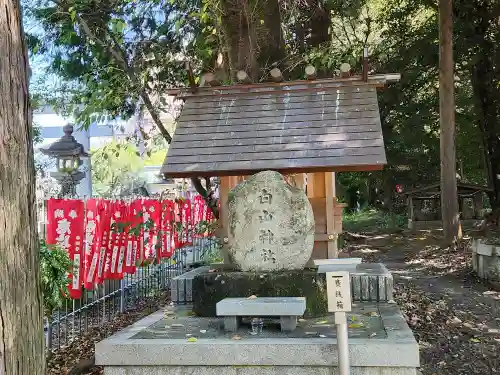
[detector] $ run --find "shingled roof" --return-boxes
[161,76,394,178]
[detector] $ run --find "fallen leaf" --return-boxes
[187,337,198,342]
[470,337,481,343]
[348,323,365,328]
[315,320,328,325]
[369,332,377,337]
[200,330,207,334]
[247,295,257,299]
[483,291,496,295]
[232,335,242,340]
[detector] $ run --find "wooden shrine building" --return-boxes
[162,66,399,261]
[403,181,492,230]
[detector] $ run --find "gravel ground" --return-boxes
[347,229,500,375]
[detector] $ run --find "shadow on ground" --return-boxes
[345,228,500,375]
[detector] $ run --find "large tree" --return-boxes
[28,0,500,219]
[439,0,459,241]
[0,0,45,374]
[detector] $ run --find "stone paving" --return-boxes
[131,303,387,340]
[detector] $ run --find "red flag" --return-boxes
[106,201,127,280]
[46,199,85,299]
[172,199,182,249]
[181,199,192,246]
[95,200,111,284]
[160,200,175,258]
[83,199,100,290]
[123,200,135,274]
[141,199,162,262]
[126,199,143,271]
[111,201,128,279]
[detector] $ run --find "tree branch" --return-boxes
[74,12,172,143]
[62,4,219,216]
[191,177,219,219]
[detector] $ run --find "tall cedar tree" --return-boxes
[0,1,44,374]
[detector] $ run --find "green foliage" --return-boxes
[40,240,72,318]
[343,208,406,232]
[25,0,214,128]
[200,243,224,265]
[26,0,499,207]
[91,140,146,197]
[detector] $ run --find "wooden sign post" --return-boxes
[326,271,352,375]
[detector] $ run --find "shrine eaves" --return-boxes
[161,75,397,178]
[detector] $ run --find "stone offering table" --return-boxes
[96,303,420,375]
[216,297,306,332]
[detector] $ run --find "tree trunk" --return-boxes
[438,0,459,243]
[306,0,331,48]
[220,0,285,80]
[469,16,500,208]
[0,2,44,374]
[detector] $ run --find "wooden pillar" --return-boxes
[219,176,231,264]
[307,172,338,259]
[325,172,338,258]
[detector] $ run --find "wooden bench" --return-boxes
[216,297,306,332]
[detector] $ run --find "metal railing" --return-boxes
[44,236,218,351]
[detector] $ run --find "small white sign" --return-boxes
[326,271,352,312]
[314,258,362,266]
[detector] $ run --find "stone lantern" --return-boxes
[40,124,89,198]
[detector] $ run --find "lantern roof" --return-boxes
[40,124,89,158]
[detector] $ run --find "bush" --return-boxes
[40,240,72,319]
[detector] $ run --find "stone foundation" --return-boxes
[472,239,500,282]
[104,366,417,374]
[96,304,420,375]
[191,264,393,317]
[171,266,211,303]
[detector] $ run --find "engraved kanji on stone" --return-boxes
[261,249,277,263]
[259,210,273,223]
[259,189,272,204]
[335,279,342,287]
[337,301,344,309]
[336,290,342,298]
[259,229,274,244]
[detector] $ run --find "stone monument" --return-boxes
[96,70,420,374]
[96,169,420,375]
[227,170,315,271]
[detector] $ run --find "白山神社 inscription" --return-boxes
[227,171,315,271]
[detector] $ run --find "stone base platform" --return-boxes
[95,303,419,375]
[192,264,393,317]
